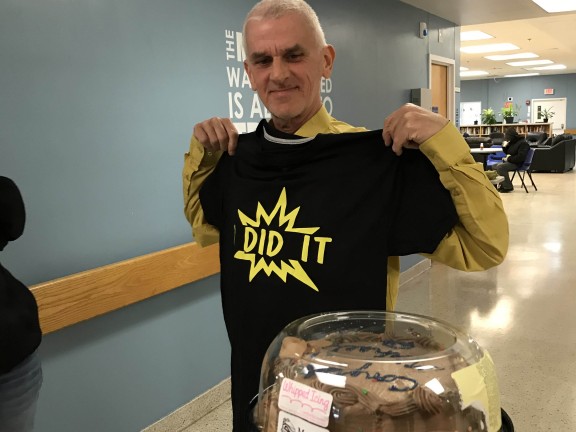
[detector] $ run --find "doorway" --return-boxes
[429,55,455,122]
[530,98,567,136]
[460,101,482,126]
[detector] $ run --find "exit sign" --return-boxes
[544,88,555,95]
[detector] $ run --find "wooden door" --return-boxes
[431,63,448,118]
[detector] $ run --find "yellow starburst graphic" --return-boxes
[234,188,332,292]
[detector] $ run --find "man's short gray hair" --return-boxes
[242,0,327,54]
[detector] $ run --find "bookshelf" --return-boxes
[459,122,553,137]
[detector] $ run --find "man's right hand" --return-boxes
[193,117,239,156]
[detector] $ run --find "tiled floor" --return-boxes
[184,169,576,431]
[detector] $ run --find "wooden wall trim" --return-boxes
[30,242,220,334]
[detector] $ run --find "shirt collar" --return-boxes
[295,106,333,138]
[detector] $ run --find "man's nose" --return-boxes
[270,58,289,82]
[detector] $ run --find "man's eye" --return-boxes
[287,53,303,61]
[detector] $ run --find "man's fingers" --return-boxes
[383,121,393,147]
[193,121,219,151]
[194,117,239,154]
[384,116,407,156]
[221,118,239,155]
[382,103,450,156]
[207,117,230,152]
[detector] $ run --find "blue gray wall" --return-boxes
[461,74,576,128]
[0,0,457,430]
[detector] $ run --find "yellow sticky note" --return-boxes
[451,351,502,432]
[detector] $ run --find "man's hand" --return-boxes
[383,103,449,155]
[193,117,239,156]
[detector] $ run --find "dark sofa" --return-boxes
[531,134,576,173]
[464,135,491,148]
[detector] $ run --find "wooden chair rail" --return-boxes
[30,242,220,334]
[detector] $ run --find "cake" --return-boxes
[252,312,503,432]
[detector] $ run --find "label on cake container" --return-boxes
[278,378,333,427]
[451,351,502,432]
[276,410,328,432]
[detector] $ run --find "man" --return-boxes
[495,127,530,193]
[0,176,43,432]
[183,1,508,429]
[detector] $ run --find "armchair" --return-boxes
[531,136,575,173]
[525,131,549,147]
[489,132,504,147]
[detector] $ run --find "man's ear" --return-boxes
[322,45,336,79]
[244,60,257,91]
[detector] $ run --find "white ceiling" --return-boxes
[400,0,576,79]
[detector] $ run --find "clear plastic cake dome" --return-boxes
[251,310,512,432]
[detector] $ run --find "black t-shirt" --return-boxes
[200,120,458,431]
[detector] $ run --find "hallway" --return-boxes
[183,169,576,432]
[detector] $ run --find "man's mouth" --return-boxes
[270,87,297,95]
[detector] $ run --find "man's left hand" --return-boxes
[383,103,449,155]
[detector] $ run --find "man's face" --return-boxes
[244,13,335,130]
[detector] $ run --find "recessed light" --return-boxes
[461,31,494,41]
[506,59,553,66]
[531,0,576,13]
[460,70,490,77]
[460,66,470,71]
[460,43,519,54]
[485,53,539,61]
[504,73,540,78]
[528,64,567,70]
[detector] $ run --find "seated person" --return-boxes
[494,127,529,193]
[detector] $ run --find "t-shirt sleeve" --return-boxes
[387,149,458,256]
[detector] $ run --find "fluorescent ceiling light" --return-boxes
[460,43,519,54]
[460,66,469,71]
[504,73,540,78]
[461,70,489,77]
[528,64,567,70]
[531,0,576,13]
[485,53,539,61]
[507,59,553,66]
[461,31,494,41]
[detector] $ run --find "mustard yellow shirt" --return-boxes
[183,106,509,309]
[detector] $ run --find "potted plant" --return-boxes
[500,104,519,124]
[481,108,497,125]
[540,107,555,123]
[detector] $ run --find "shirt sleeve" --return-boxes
[418,123,509,270]
[182,135,222,247]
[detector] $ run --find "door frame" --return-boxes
[429,54,455,123]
